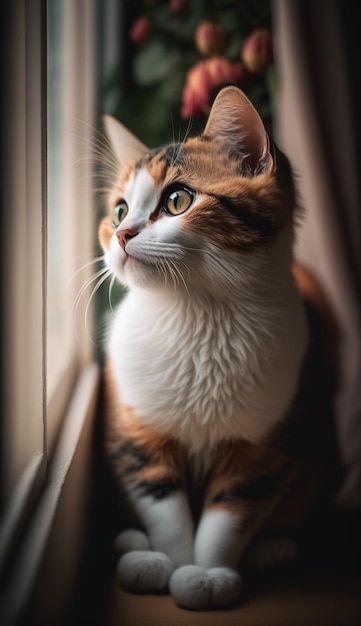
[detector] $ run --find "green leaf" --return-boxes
[266,64,279,106]
[133,38,183,86]
[226,33,243,60]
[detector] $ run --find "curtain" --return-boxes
[273,0,361,508]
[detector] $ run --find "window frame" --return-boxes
[0,0,100,622]
[0,0,47,521]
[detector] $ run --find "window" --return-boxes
[0,0,96,516]
[0,0,47,523]
[47,0,96,446]
[0,1,100,620]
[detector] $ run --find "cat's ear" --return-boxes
[103,114,148,164]
[203,85,273,173]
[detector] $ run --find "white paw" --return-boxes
[245,537,298,571]
[113,529,150,555]
[117,550,173,592]
[169,565,242,609]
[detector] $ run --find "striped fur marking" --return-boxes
[211,465,291,504]
[136,477,182,500]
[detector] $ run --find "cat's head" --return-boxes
[99,85,296,295]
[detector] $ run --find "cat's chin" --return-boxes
[120,255,168,289]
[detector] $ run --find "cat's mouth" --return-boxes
[124,237,167,268]
[123,249,154,269]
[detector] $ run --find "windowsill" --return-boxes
[104,569,361,626]
[0,361,100,626]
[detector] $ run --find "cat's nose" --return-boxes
[116,227,138,250]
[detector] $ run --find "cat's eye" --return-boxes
[112,201,129,228]
[164,187,193,216]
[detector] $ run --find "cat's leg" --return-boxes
[169,441,291,609]
[169,506,245,609]
[117,489,194,592]
[110,430,194,592]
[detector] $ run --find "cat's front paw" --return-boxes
[169,565,242,610]
[117,550,173,592]
[113,529,150,555]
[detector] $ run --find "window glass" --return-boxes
[47,0,71,391]
[47,0,96,441]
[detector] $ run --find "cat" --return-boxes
[98,85,340,610]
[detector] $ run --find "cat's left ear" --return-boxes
[203,85,273,174]
[103,114,148,164]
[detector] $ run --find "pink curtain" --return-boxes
[274,0,361,508]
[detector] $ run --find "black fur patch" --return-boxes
[209,193,276,239]
[212,467,289,504]
[157,144,184,167]
[136,144,184,170]
[137,478,181,500]
[110,441,152,473]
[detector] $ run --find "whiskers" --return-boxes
[107,274,118,314]
[71,255,117,346]
[67,117,124,213]
[153,254,191,297]
[166,110,194,170]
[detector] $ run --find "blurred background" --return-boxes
[101,0,276,144]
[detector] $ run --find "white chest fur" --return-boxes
[108,275,308,452]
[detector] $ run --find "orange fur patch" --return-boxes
[103,360,187,488]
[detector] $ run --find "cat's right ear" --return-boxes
[103,115,148,164]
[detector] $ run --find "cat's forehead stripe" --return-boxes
[136,143,182,167]
[134,143,184,186]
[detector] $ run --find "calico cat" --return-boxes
[99,85,339,609]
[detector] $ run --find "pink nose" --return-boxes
[116,227,138,250]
